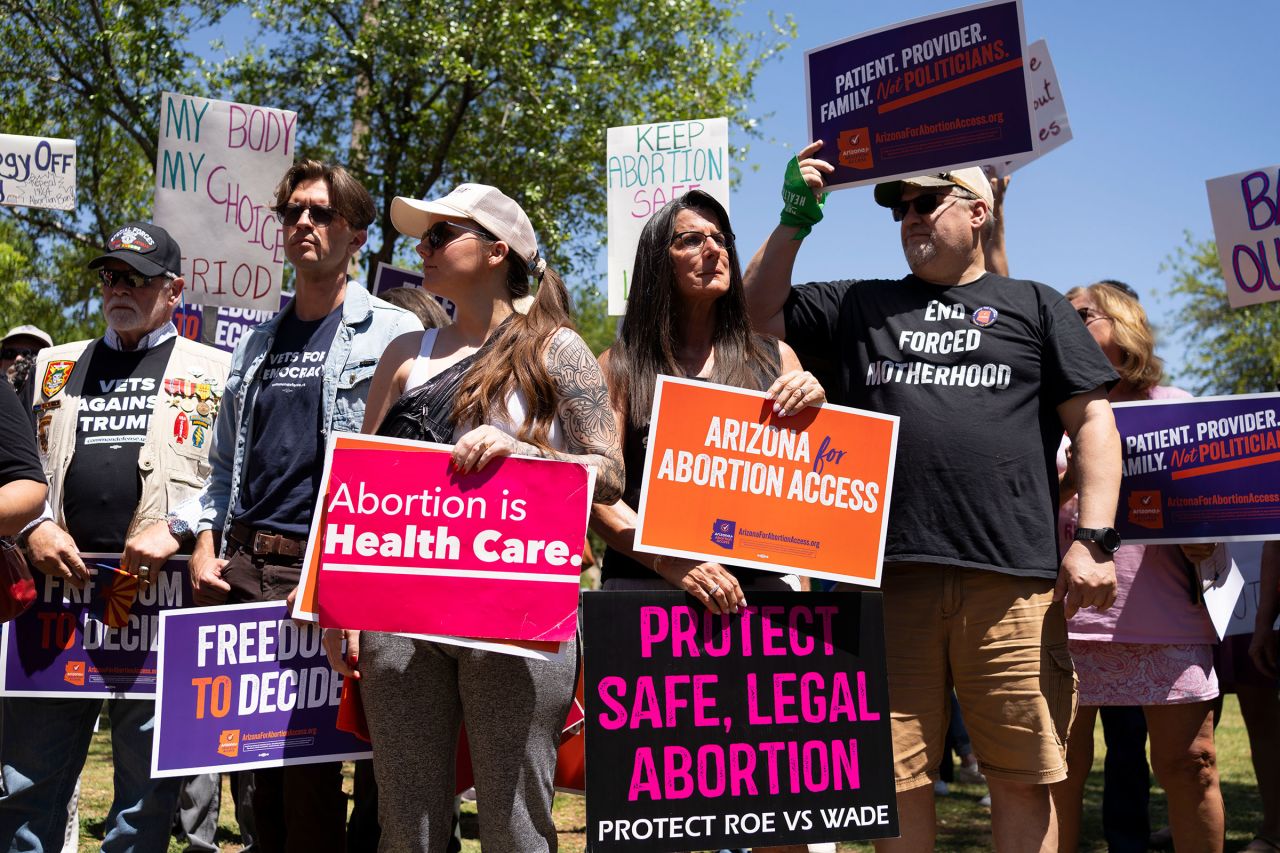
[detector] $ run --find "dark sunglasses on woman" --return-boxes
[422,221,496,251]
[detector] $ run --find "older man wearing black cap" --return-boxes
[743,144,1123,852]
[0,221,230,852]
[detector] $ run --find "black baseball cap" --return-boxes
[88,221,182,277]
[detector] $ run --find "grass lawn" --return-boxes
[77,695,1266,851]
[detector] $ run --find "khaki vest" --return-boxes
[32,335,231,540]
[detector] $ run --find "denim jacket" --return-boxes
[186,281,422,546]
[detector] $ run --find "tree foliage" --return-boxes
[0,0,793,348]
[1164,234,1280,394]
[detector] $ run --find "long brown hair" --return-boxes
[606,190,779,429]
[450,252,575,451]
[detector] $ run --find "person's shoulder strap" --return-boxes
[403,329,440,392]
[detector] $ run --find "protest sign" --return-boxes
[1206,164,1280,308]
[152,601,369,777]
[372,261,423,295]
[0,555,187,698]
[1220,540,1276,637]
[633,377,898,586]
[173,293,291,353]
[583,591,896,851]
[1112,392,1280,544]
[298,433,593,641]
[606,118,730,315]
[982,39,1072,176]
[804,0,1033,191]
[371,261,455,318]
[0,133,75,210]
[154,92,297,312]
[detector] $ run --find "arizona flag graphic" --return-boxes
[91,566,140,628]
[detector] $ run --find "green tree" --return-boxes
[0,0,229,304]
[1,0,793,342]
[231,0,791,275]
[1164,234,1280,394]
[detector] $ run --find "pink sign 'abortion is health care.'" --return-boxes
[307,434,594,642]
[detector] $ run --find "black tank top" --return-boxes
[601,340,781,584]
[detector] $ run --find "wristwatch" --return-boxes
[167,513,193,543]
[1074,527,1121,554]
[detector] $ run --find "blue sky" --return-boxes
[199,2,1278,379]
[724,0,1280,381]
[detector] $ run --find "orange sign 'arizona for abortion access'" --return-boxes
[634,377,899,587]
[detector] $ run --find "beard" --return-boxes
[903,235,937,272]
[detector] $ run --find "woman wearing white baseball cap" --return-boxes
[325,183,623,852]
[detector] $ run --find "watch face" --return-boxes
[1101,528,1122,553]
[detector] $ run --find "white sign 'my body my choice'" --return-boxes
[606,118,729,315]
[154,93,298,312]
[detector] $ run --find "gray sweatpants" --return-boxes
[359,632,578,853]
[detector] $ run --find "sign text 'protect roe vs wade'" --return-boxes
[606,117,729,315]
[154,93,298,312]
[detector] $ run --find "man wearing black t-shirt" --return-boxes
[127,161,419,853]
[744,144,1122,852]
[1,222,230,853]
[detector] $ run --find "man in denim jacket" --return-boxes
[129,161,420,853]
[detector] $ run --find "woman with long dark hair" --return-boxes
[324,183,622,853]
[594,189,825,614]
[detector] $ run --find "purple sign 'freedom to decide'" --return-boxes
[805,0,1034,191]
[152,601,370,777]
[1,555,187,698]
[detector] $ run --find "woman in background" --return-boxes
[1052,281,1223,853]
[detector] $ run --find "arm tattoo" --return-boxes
[523,328,624,503]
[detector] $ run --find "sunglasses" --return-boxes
[1,347,40,360]
[97,268,170,291]
[422,221,495,251]
[277,203,339,227]
[891,192,965,222]
[1077,307,1111,326]
[671,230,732,252]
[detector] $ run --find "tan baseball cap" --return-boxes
[391,184,541,273]
[874,166,994,209]
[2,324,53,349]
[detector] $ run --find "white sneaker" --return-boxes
[933,779,950,796]
[955,763,986,785]
[979,794,991,807]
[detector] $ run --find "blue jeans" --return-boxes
[0,697,181,852]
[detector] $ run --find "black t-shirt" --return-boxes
[62,338,175,551]
[0,379,44,488]
[233,307,342,536]
[784,273,1118,578]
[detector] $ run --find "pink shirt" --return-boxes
[1058,385,1217,644]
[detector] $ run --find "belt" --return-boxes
[228,521,307,559]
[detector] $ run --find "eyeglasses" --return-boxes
[277,203,339,227]
[1,347,40,360]
[671,230,732,252]
[97,268,171,291]
[891,192,963,222]
[1076,307,1112,326]
[421,221,495,251]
